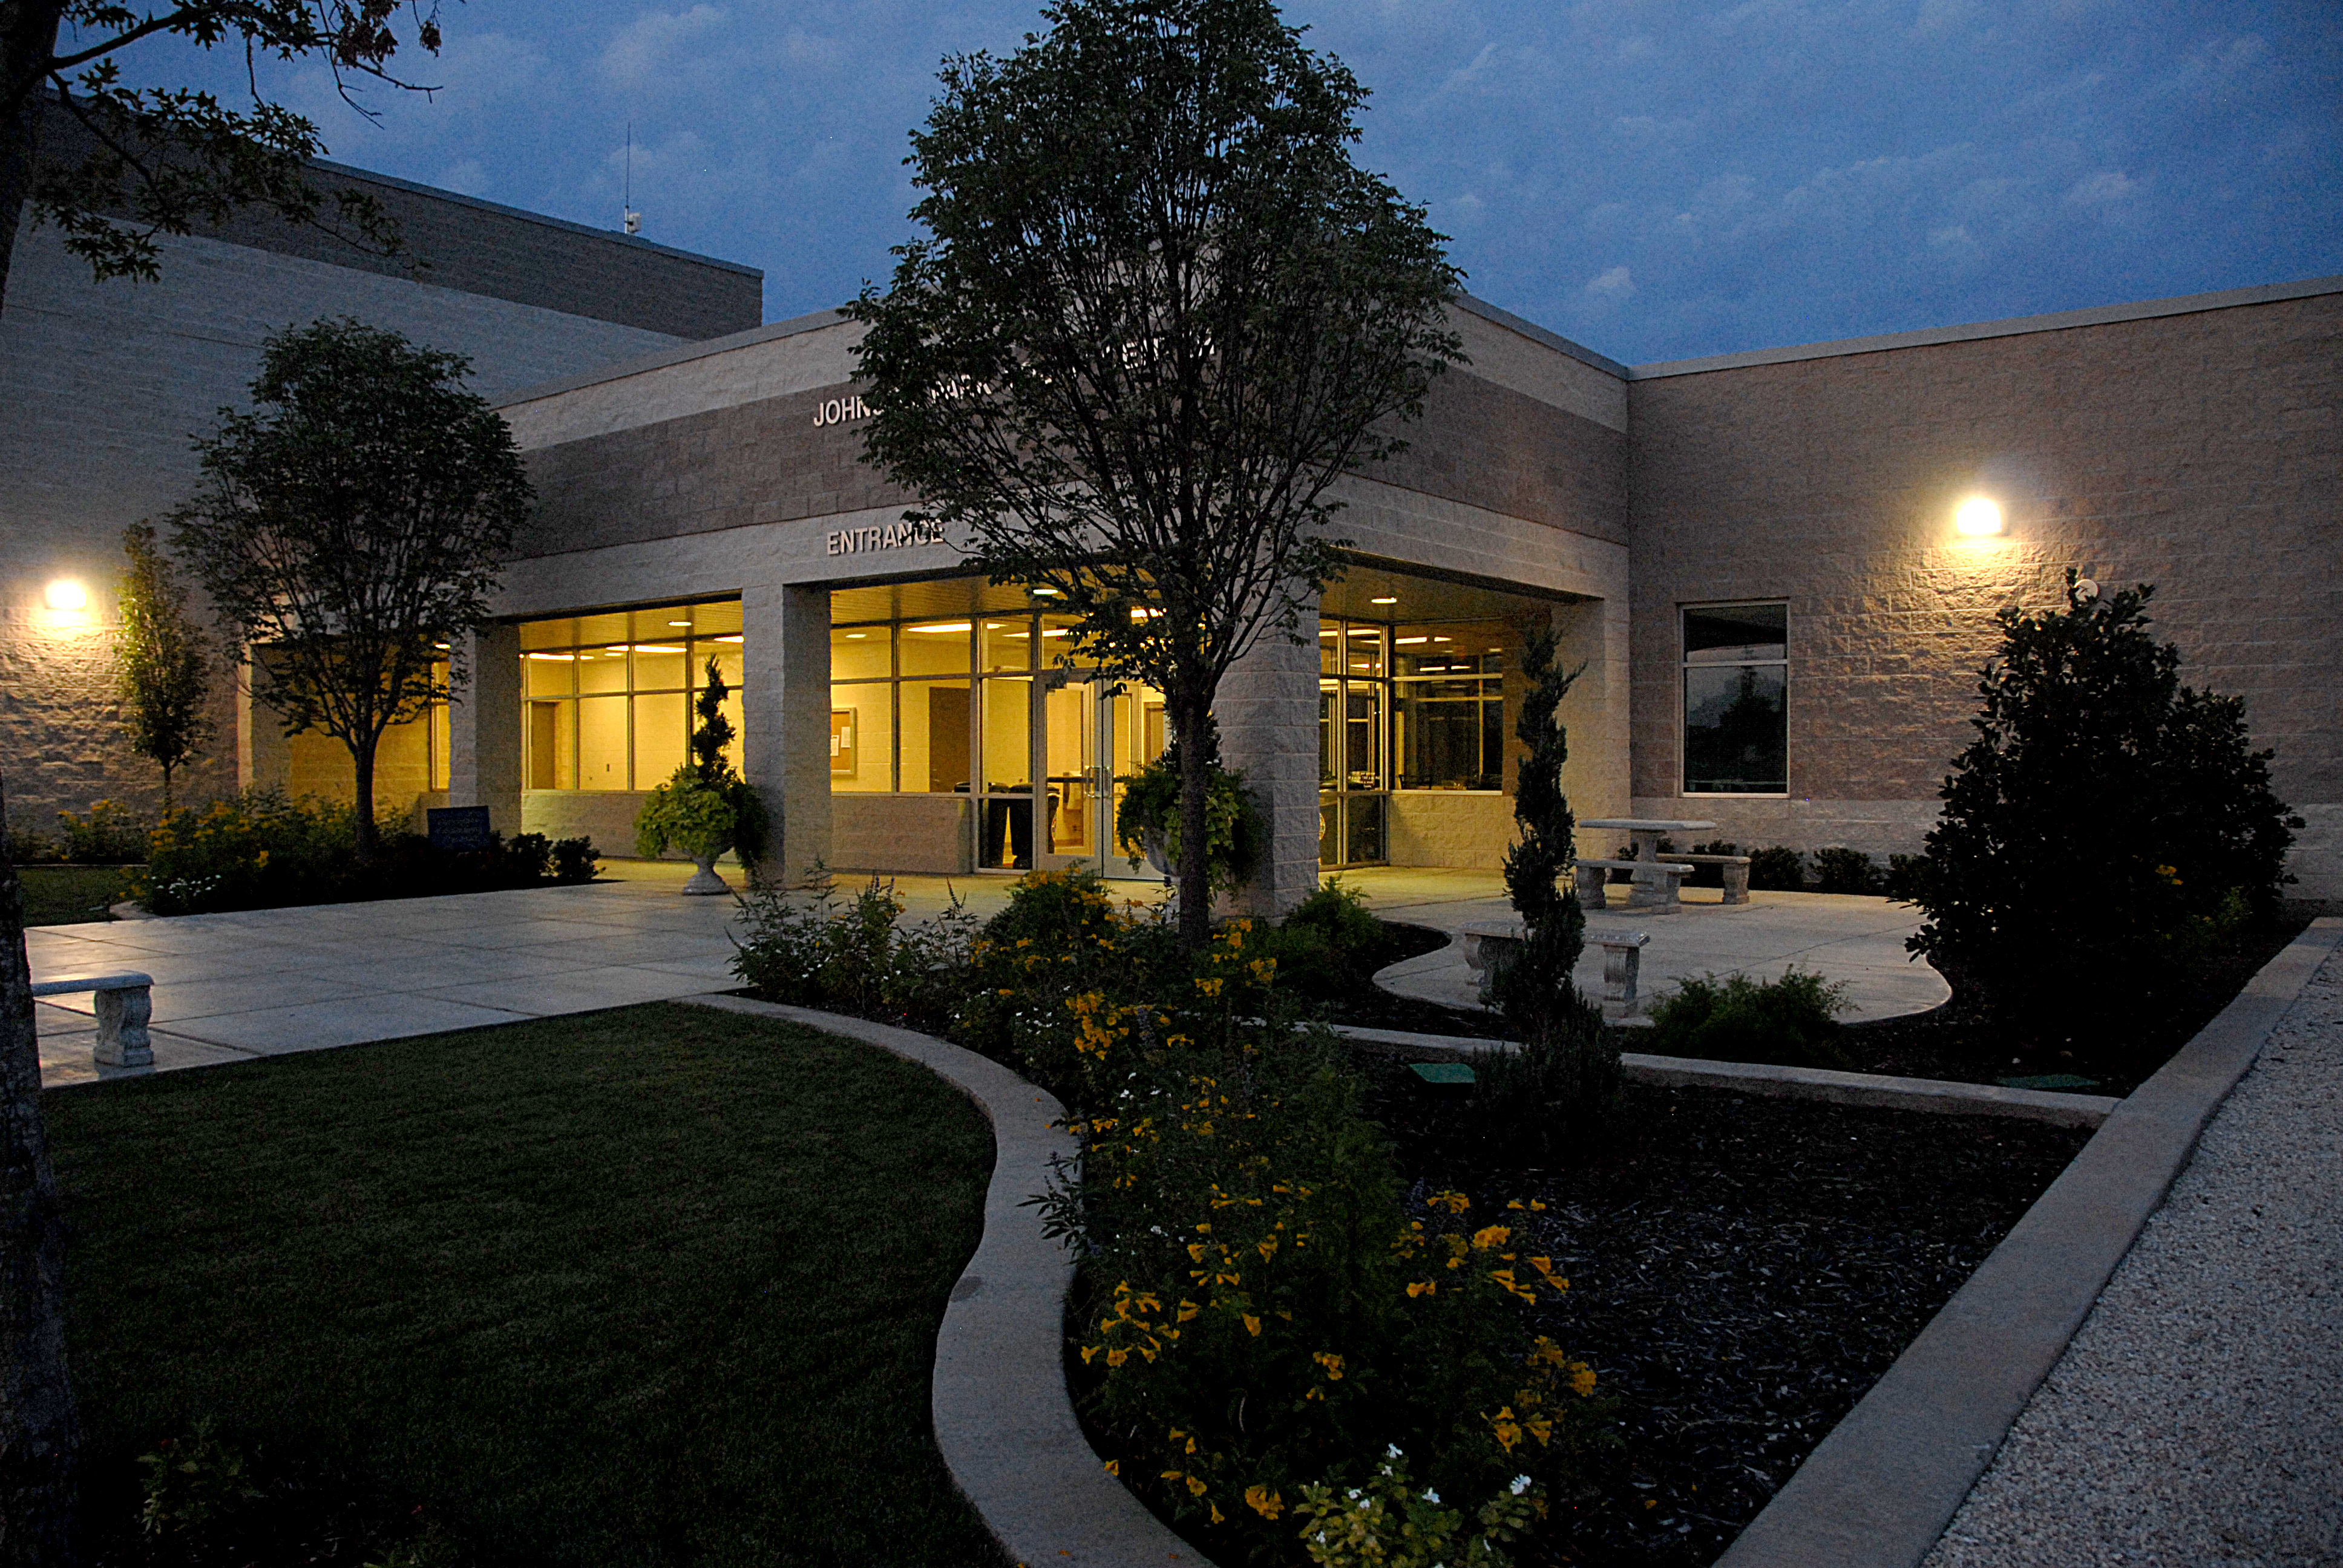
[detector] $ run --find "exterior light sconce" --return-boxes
[45,578,88,611]
[1954,497,2004,537]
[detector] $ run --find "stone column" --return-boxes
[1216,609,1321,919]
[742,582,831,882]
[235,658,290,795]
[447,622,522,834]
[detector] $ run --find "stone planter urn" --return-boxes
[681,855,732,896]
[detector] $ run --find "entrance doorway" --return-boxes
[1033,670,1167,876]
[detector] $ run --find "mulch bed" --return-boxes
[1348,1059,2094,1567]
[1322,901,2336,1097]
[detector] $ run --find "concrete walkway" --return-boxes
[27,861,1945,1085]
[1919,942,2343,1568]
[1330,866,1950,1024]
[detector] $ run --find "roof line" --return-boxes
[310,157,764,279]
[493,307,850,408]
[1627,275,2343,380]
[1451,292,1630,377]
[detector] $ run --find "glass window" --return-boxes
[981,617,1032,674]
[902,681,971,793]
[1393,623,1506,791]
[1683,603,1788,794]
[578,694,629,789]
[515,599,744,791]
[831,624,892,681]
[829,683,895,792]
[901,621,974,676]
[633,691,687,785]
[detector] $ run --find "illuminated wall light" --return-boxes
[45,579,88,611]
[1955,496,2004,537]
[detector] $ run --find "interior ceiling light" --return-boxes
[667,619,690,627]
[1955,495,2004,536]
[845,632,868,639]
[714,635,744,644]
[1395,636,1429,644]
[44,579,87,611]
[1369,595,1397,604]
[631,644,686,653]
[911,622,973,633]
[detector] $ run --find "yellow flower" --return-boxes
[1242,1313,1262,1337]
[1186,1475,1208,1498]
[1406,1281,1437,1298]
[1104,1459,1119,1477]
[1245,1485,1283,1520]
[1429,1190,1470,1214]
[1194,978,1225,998]
[1313,1351,1345,1380]
[1571,1364,1598,1398]
[1472,1224,1512,1250]
[1177,1299,1201,1322]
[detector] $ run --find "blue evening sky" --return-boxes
[99,1,2341,365]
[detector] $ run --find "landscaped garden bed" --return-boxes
[1319,903,2332,1097]
[47,1003,1008,1567]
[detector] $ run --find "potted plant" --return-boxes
[635,658,768,894]
[1112,744,1265,894]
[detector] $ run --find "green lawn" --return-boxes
[46,1003,1009,1567]
[18,863,137,925]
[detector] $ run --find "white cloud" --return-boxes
[603,5,730,93]
[1584,265,1636,301]
[2067,169,2138,206]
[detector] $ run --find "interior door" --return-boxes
[1036,672,1109,872]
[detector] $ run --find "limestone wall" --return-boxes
[1625,285,2343,895]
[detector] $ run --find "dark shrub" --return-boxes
[500,832,554,882]
[550,836,599,883]
[1259,877,1386,996]
[1645,969,1852,1070]
[1908,573,2301,1027]
[1884,852,1928,903]
[1809,846,1879,895]
[1747,846,1804,891]
[57,801,151,863]
[1674,839,1739,889]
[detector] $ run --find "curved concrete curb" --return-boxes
[1711,916,2343,1568]
[678,993,1211,1567]
[1329,1025,2120,1129]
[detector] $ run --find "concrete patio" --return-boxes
[28,861,1946,1086]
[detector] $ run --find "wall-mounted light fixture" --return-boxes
[1954,497,2004,537]
[45,578,88,611]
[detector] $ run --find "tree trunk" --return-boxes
[0,776,84,1568]
[1172,685,1217,952]
[350,733,380,861]
[0,4,68,319]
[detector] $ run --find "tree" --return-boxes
[0,777,81,1568]
[848,0,1463,947]
[1908,571,2302,1034]
[114,520,211,809]
[635,656,769,880]
[1474,627,1614,1161]
[171,317,534,858]
[0,2,447,317]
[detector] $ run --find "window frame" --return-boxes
[1679,599,1791,799]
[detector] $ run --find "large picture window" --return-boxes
[1392,622,1507,791]
[519,600,743,791]
[1683,603,1788,794]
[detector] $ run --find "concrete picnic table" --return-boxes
[1580,817,1721,909]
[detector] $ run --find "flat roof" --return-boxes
[1627,275,2343,380]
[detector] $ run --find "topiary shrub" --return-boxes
[1908,572,2301,1027]
[1746,846,1804,891]
[1677,839,1740,889]
[1809,846,1879,895]
[1476,626,1614,1164]
[1645,969,1851,1070]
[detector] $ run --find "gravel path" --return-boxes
[1923,948,2343,1568]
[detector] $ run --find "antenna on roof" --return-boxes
[623,121,641,236]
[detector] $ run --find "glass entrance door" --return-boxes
[1037,671,1166,876]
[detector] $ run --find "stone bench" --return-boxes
[30,973,154,1070]
[1598,932,1651,1018]
[1657,852,1754,904]
[1574,857,1692,909]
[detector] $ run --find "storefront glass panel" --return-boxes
[514,598,746,792]
[830,683,893,791]
[632,691,687,784]
[577,694,628,789]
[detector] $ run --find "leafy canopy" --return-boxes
[1907,571,2301,1024]
[114,520,212,806]
[847,0,1463,939]
[169,317,532,849]
[2,2,450,312]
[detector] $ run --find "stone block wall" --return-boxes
[2,200,743,832]
[1626,288,2342,895]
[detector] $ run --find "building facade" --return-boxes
[7,136,2331,900]
[1,142,761,834]
[426,276,2336,901]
